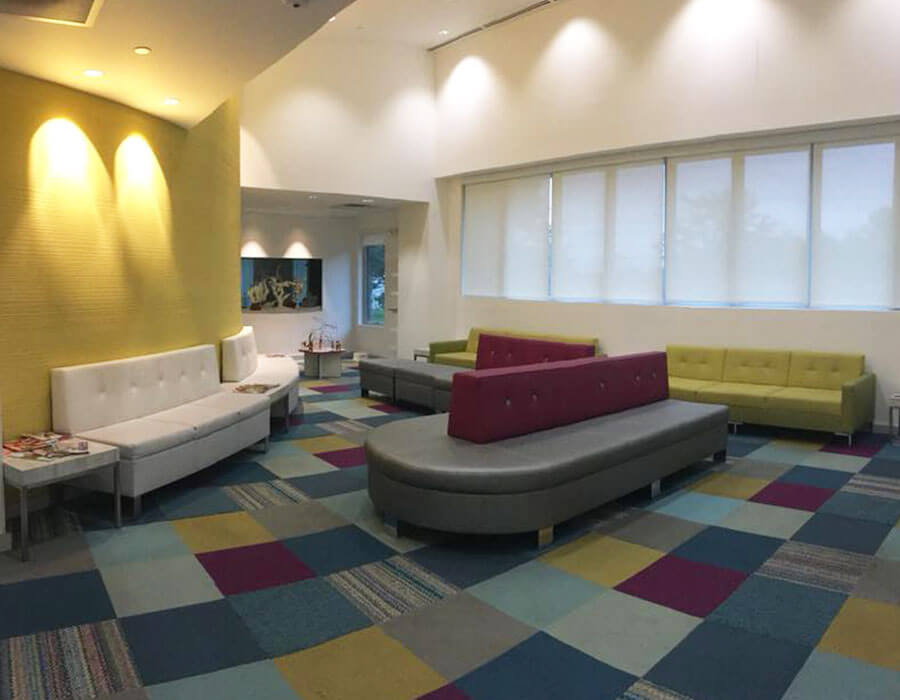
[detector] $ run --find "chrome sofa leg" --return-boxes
[650,479,661,499]
[249,436,269,454]
[837,432,853,447]
[537,525,554,548]
[713,449,727,463]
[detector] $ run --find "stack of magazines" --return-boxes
[3,432,89,461]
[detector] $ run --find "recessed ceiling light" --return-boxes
[308,194,319,199]
[163,97,179,106]
[328,15,336,22]
[133,46,152,55]
[362,198,375,204]
[83,69,103,78]
[438,29,449,36]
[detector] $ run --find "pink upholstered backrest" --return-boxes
[475,333,596,370]
[448,352,669,444]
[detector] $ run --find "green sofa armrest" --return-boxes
[429,339,467,363]
[841,372,876,432]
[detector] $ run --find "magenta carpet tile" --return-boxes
[418,685,472,699]
[821,433,888,458]
[197,542,315,595]
[317,446,367,469]
[750,481,835,512]
[615,555,747,617]
[312,384,357,394]
[371,403,404,413]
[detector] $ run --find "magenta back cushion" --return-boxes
[475,334,596,370]
[448,352,669,444]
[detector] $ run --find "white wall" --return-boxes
[241,34,435,202]
[434,0,900,176]
[241,211,355,354]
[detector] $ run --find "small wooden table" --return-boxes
[3,441,120,561]
[303,348,344,379]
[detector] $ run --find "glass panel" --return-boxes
[551,168,605,300]
[363,244,385,325]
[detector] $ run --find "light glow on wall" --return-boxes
[285,241,313,258]
[241,240,268,257]
[32,118,90,181]
[115,133,172,248]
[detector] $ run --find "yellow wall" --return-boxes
[0,69,242,437]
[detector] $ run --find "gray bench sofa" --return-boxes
[367,400,728,546]
[360,358,459,412]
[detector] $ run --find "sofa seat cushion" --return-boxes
[368,400,726,494]
[697,382,781,408]
[768,387,842,416]
[359,358,407,376]
[80,418,196,460]
[788,351,864,391]
[395,363,460,388]
[668,377,719,401]
[433,351,476,368]
[194,392,269,418]
[150,404,238,438]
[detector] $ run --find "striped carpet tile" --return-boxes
[0,620,140,700]
[224,480,308,510]
[619,680,694,700]
[320,420,371,439]
[842,474,900,500]
[328,556,458,623]
[757,540,871,593]
[9,508,81,544]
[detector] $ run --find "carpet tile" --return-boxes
[328,555,458,623]
[782,650,900,700]
[382,593,534,681]
[222,480,307,510]
[671,525,782,573]
[646,620,813,700]
[757,540,872,594]
[467,560,604,629]
[547,589,700,676]
[120,600,265,685]
[100,555,222,616]
[792,512,892,555]
[197,541,315,595]
[228,578,371,657]
[146,660,297,700]
[708,574,846,645]
[455,632,634,700]
[540,534,664,587]
[615,555,746,617]
[0,620,140,700]
[274,626,446,700]
[283,525,395,575]
[0,570,115,639]
[817,597,900,670]
[4,365,899,699]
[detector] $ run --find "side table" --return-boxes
[3,441,120,561]
[303,349,343,379]
[413,348,429,362]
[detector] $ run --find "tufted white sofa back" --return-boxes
[221,326,259,382]
[51,345,221,434]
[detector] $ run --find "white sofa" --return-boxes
[51,344,270,513]
[221,326,300,429]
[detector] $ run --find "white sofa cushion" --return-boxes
[222,326,259,382]
[52,345,221,434]
[79,418,196,460]
[152,403,242,439]
[193,391,269,418]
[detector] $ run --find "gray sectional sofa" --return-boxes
[360,358,458,412]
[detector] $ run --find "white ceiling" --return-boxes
[243,187,404,219]
[320,0,550,48]
[0,0,353,127]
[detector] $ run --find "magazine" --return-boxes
[234,383,278,394]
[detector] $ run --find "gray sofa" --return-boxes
[360,358,459,412]
[366,399,728,546]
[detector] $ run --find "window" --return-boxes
[362,243,385,325]
[462,175,550,299]
[461,126,899,311]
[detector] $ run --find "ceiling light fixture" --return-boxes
[163,97,179,106]
[83,69,103,78]
[133,46,152,55]
[308,194,319,199]
[438,29,449,36]
[362,198,375,204]
[328,15,336,22]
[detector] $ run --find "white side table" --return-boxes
[303,349,343,379]
[3,441,120,561]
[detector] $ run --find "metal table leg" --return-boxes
[113,463,122,528]
[19,486,28,562]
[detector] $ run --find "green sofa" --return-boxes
[430,328,601,368]
[666,345,875,444]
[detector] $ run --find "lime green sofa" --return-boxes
[666,345,875,444]
[430,328,601,369]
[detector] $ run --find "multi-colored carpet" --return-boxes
[1,365,899,700]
